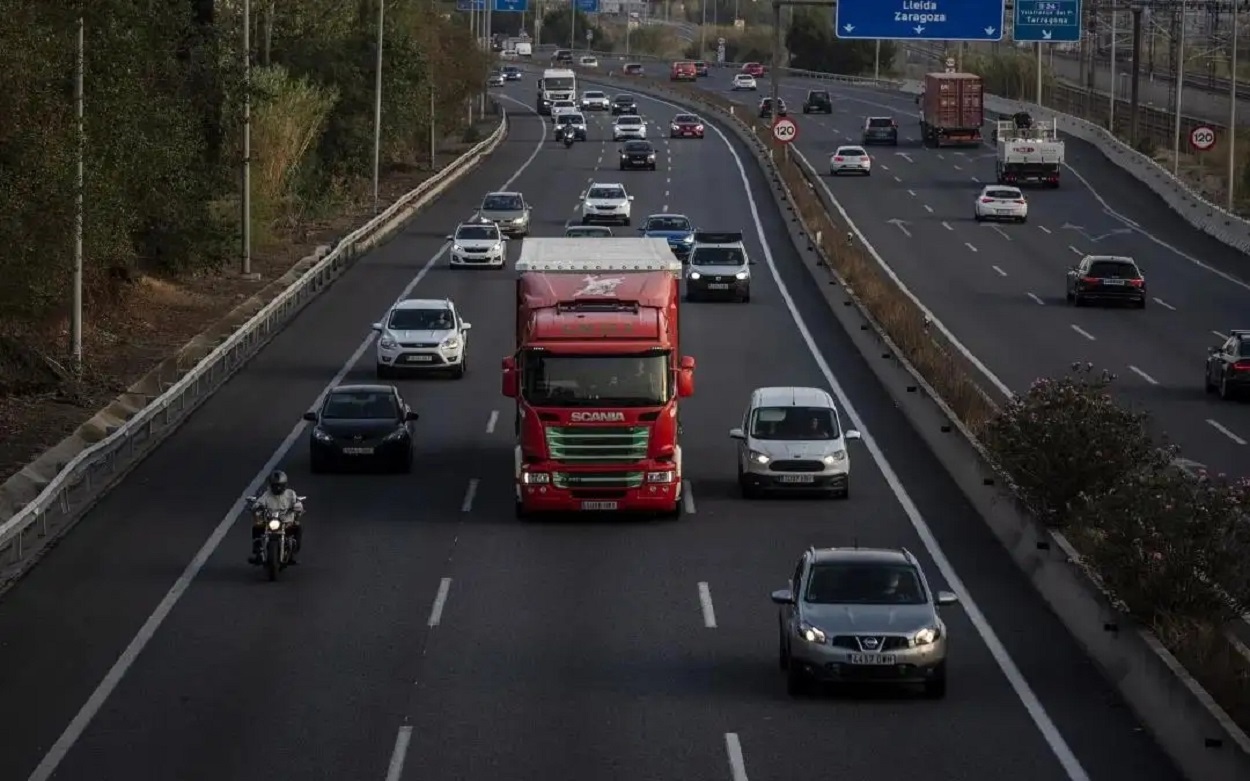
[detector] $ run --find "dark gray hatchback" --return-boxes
[862,116,899,145]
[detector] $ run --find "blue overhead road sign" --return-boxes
[455,0,484,9]
[1012,0,1082,42]
[494,0,528,9]
[835,0,1006,42]
[575,0,599,11]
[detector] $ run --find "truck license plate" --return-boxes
[581,501,618,510]
[404,354,434,362]
[706,283,729,290]
[342,447,374,455]
[848,653,895,665]
[778,475,815,483]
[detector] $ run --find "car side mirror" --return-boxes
[579,192,587,199]
[729,427,745,440]
[677,355,696,397]
[502,356,518,398]
[936,591,958,606]
[845,429,862,440]
[770,588,796,605]
[371,322,383,332]
[405,410,420,422]
[461,322,472,330]
[302,411,318,422]
[627,195,635,201]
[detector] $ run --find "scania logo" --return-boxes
[569,411,626,423]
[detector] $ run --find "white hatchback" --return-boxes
[446,220,507,268]
[829,145,871,176]
[974,185,1028,223]
[732,74,757,90]
[579,55,599,68]
[373,299,471,379]
[580,182,634,225]
[612,115,647,140]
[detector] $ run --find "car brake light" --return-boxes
[1126,278,1144,286]
[1080,276,1100,284]
[834,156,844,161]
[1233,360,1250,371]
[1013,199,1025,204]
[980,197,994,203]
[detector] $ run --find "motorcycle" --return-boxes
[247,496,305,581]
[556,125,575,147]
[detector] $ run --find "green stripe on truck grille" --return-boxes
[545,425,650,463]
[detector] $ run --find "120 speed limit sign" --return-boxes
[772,116,798,144]
[1189,125,1217,151]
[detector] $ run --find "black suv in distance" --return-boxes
[553,49,573,64]
[862,116,899,145]
[758,97,788,118]
[802,89,832,113]
[1065,255,1146,308]
[694,60,709,77]
[611,94,639,115]
[619,140,657,170]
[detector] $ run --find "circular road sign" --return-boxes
[772,115,798,144]
[1189,124,1217,151]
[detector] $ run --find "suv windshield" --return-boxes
[456,225,498,240]
[388,308,454,330]
[521,352,670,406]
[1087,261,1140,278]
[482,194,523,210]
[805,563,926,605]
[588,187,625,199]
[750,406,839,439]
[867,117,894,128]
[691,246,745,267]
[646,216,690,231]
[322,391,398,420]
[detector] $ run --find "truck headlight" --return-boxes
[521,472,550,484]
[646,470,675,483]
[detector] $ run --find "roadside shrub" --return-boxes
[982,363,1168,527]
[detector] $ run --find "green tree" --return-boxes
[784,8,894,75]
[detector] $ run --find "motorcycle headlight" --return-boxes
[748,449,770,465]
[313,427,333,442]
[688,271,701,280]
[440,336,460,349]
[913,626,940,646]
[379,336,396,349]
[799,622,827,644]
[267,519,282,531]
[822,450,847,465]
[735,270,749,280]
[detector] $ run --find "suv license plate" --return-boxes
[848,653,895,665]
[1101,279,1126,285]
[404,354,434,362]
[581,501,618,510]
[342,447,374,455]
[778,475,815,483]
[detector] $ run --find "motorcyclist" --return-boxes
[248,470,304,564]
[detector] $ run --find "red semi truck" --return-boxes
[918,72,984,148]
[501,238,695,518]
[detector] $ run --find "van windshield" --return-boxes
[750,406,839,440]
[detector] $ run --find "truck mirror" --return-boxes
[502,356,518,398]
[677,355,695,398]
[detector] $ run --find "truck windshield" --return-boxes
[522,352,670,406]
[545,77,575,90]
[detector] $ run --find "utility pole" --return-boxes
[771,1,781,130]
[262,1,274,65]
[1130,4,1143,147]
[1228,2,1239,210]
[372,0,385,214]
[72,14,84,368]
[241,0,253,277]
[1171,0,1186,175]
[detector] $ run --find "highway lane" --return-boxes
[0,80,1181,781]
[689,71,1250,477]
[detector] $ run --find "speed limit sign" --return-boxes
[1189,124,1217,151]
[772,116,798,144]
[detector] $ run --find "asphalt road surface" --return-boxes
[0,80,1182,781]
[695,72,1250,480]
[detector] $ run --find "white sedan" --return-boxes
[581,90,611,110]
[828,145,871,176]
[580,182,634,225]
[612,115,647,140]
[373,298,472,379]
[732,74,757,91]
[446,220,507,268]
[973,185,1028,223]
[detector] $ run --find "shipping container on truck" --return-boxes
[918,72,984,148]
[500,238,696,519]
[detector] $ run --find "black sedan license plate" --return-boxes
[403,354,435,363]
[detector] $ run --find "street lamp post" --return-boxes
[372,0,384,214]
[1228,3,1239,210]
[241,0,253,277]
[72,14,84,367]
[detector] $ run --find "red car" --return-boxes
[670,113,705,138]
[741,62,766,77]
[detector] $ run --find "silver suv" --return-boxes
[771,547,957,698]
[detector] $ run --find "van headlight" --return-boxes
[748,450,770,465]
[822,451,847,464]
[735,270,749,280]
[688,271,701,280]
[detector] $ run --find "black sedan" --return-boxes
[304,384,419,473]
[619,140,657,170]
[1205,330,1250,400]
[1065,255,1146,308]
[611,95,639,115]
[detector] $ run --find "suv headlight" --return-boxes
[912,626,940,646]
[748,449,769,465]
[822,450,847,465]
[799,622,827,644]
[452,244,464,253]
[440,336,460,349]
[379,336,396,349]
[735,270,749,280]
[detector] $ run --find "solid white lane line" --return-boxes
[965,242,978,253]
[991,265,1007,277]
[1038,225,1052,234]
[1068,245,1083,256]
[682,479,696,514]
[1152,297,1176,310]
[1070,324,1096,341]
[428,577,452,626]
[461,478,479,512]
[1206,419,1247,445]
[698,582,718,628]
[1128,365,1159,385]
[485,410,499,434]
[941,221,953,231]
[22,101,553,781]
[725,733,749,781]
[385,726,413,781]
[1027,292,1046,305]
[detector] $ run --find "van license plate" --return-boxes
[778,475,815,483]
[581,501,618,510]
[848,653,895,665]
[706,283,729,290]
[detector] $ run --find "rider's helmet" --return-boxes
[268,470,288,495]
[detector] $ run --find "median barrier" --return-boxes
[581,67,1250,781]
[0,110,510,589]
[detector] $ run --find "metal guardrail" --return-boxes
[0,112,509,567]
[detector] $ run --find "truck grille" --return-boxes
[552,472,644,489]
[545,426,649,463]
[770,460,824,472]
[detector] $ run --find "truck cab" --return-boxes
[501,240,695,518]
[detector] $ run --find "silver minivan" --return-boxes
[730,386,861,498]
